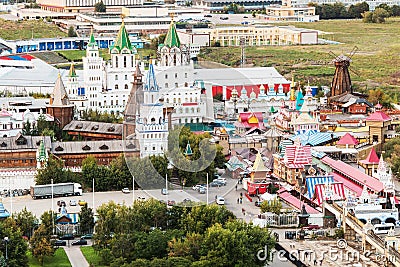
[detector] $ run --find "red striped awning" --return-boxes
[313,183,345,206]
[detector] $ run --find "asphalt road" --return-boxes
[0,177,255,217]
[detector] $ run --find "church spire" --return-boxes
[124,63,143,123]
[145,60,158,91]
[87,28,97,49]
[164,16,181,48]
[50,73,70,106]
[68,63,77,78]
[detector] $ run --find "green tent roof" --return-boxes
[164,21,180,48]
[184,141,193,156]
[110,21,135,54]
[88,32,97,48]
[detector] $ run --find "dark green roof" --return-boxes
[164,21,180,48]
[110,21,134,54]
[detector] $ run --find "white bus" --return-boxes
[373,223,395,234]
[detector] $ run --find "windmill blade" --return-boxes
[329,51,339,60]
[348,46,358,59]
[349,67,360,76]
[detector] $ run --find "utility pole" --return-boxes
[240,38,246,68]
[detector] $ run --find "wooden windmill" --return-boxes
[329,46,358,98]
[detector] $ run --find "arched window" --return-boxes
[173,98,176,103]
[165,74,168,79]
[175,82,178,87]
[115,84,118,90]
[124,56,127,68]
[165,55,168,66]
[175,73,178,78]
[115,75,118,80]
[124,84,128,89]
[165,83,168,88]
[173,54,177,65]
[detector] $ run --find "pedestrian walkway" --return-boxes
[63,245,89,267]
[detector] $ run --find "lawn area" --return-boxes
[81,246,107,267]
[28,248,71,267]
[199,18,400,91]
[0,19,66,40]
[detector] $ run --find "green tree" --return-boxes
[13,208,37,239]
[79,205,95,234]
[22,119,37,135]
[0,218,29,267]
[372,7,389,23]
[30,224,54,266]
[94,1,106,12]
[348,2,369,18]
[35,155,76,185]
[67,26,77,37]
[260,198,282,214]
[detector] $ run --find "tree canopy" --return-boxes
[93,200,275,266]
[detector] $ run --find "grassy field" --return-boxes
[199,18,400,91]
[81,246,107,267]
[0,19,66,40]
[28,248,71,267]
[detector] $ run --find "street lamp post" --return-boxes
[206,173,209,205]
[51,178,54,235]
[132,175,135,205]
[92,178,95,212]
[4,236,8,263]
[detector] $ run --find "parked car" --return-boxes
[59,234,74,240]
[161,188,168,195]
[53,240,66,246]
[243,15,248,18]
[78,200,87,206]
[122,188,130,194]
[81,233,93,239]
[199,187,206,194]
[204,14,212,17]
[71,239,88,246]
[216,196,225,205]
[69,200,77,206]
[167,200,176,206]
[212,179,226,186]
[57,200,66,207]
[220,16,229,20]
[255,200,263,207]
[192,185,203,191]
[209,181,221,187]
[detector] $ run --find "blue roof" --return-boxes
[290,131,335,146]
[0,203,10,218]
[306,176,334,199]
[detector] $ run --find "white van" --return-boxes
[373,223,395,234]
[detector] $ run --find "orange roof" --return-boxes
[337,133,359,146]
[365,111,391,122]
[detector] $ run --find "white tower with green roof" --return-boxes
[107,19,137,93]
[158,18,189,67]
[82,31,104,114]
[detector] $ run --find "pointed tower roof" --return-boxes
[68,63,77,78]
[50,73,71,106]
[360,147,379,164]
[337,133,359,146]
[87,30,98,49]
[252,153,269,172]
[36,140,48,163]
[124,64,143,119]
[377,154,388,173]
[145,60,158,91]
[184,141,193,156]
[164,19,181,48]
[366,111,391,122]
[110,20,135,54]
